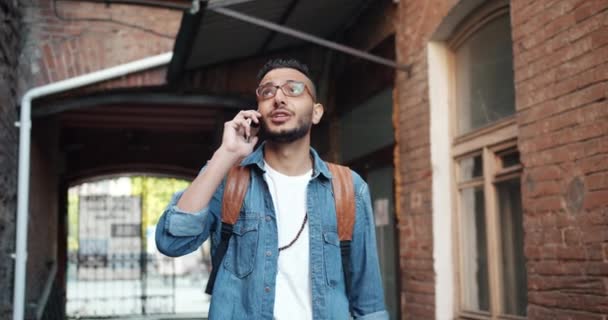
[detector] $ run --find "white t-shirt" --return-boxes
[264,162,312,320]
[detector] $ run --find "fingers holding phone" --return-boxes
[245,117,260,143]
[221,110,262,157]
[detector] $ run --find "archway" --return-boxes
[65,174,211,318]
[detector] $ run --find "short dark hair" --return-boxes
[256,58,313,83]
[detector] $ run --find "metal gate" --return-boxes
[67,194,176,318]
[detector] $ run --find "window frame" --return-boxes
[448,0,514,137]
[447,1,526,319]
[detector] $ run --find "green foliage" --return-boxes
[131,176,189,234]
[66,176,189,252]
[67,190,79,251]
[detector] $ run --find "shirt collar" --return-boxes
[240,141,332,180]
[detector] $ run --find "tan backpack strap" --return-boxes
[206,165,250,295]
[221,166,250,225]
[326,162,356,241]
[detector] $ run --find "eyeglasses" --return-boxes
[255,80,314,100]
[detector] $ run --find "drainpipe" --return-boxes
[13,51,173,320]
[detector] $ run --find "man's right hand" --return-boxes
[219,109,262,161]
[176,109,262,213]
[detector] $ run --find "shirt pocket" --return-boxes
[323,231,341,287]
[223,216,260,278]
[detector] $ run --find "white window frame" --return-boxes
[429,1,525,319]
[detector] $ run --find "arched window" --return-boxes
[448,1,527,318]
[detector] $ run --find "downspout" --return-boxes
[13,51,173,320]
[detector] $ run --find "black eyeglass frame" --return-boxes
[255,80,315,101]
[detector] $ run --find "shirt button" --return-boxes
[265,215,271,222]
[266,251,272,257]
[265,287,271,293]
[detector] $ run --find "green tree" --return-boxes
[131,176,190,241]
[67,188,79,251]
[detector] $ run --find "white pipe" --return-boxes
[13,51,173,320]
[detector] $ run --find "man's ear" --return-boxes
[312,103,324,124]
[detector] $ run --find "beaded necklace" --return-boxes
[266,165,310,253]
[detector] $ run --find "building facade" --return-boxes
[0,0,606,319]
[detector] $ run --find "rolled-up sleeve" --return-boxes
[155,188,220,257]
[356,310,390,320]
[350,179,389,320]
[166,192,211,236]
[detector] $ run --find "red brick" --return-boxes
[527,165,563,181]
[528,275,605,294]
[515,31,594,86]
[590,26,608,49]
[525,145,572,166]
[528,305,558,318]
[533,228,564,245]
[556,311,606,320]
[403,279,435,295]
[556,246,588,260]
[563,227,582,245]
[583,190,608,210]
[587,172,608,191]
[579,210,608,226]
[511,1,548,41]
[568,8,608,42]
[529,180,563,198]
[523,81,607,123]
[556,213,578,228]
[552,62,608,98]
[531,261,587,276]
[42,44,55,70]
[533,291,608,313]
[580,154,608,174]
[544,11,577,41]
[581,225,608,243]
[515,68,557,99]
[573,0,608,23]
[405,292,434,305]
[526,245,543,260]
[585,262,608,276]
[574,122,608,142]
[555,42,608,80]
[587,243,606,261]
[515,0,574,48]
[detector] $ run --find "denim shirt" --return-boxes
[155,145,388,320]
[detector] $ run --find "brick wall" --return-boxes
[394,0,457,318]
[512,0,608,318]
[11,1,181,317]
[0,0,23,317]
[23,0,179,87]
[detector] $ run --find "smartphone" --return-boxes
[246,118,260,143]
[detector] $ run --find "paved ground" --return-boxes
[66,273,210,319]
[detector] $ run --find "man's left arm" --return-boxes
[349,180,389,320]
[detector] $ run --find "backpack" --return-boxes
[205,162,356,296]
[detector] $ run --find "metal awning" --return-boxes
[167,0,409,82]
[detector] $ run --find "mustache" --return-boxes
[268,107,295,117]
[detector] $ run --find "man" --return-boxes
[155,58,388,319]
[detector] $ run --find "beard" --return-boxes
[261,114,312,143]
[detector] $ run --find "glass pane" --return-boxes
[500,150,520,168]
[459,155,483,181]
[497,179,527,316]
[460,187,490,312]
[368,166,400,319]
[455,15,515,134]
[340,89,394,162]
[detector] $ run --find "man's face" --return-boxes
[256,68,323,143]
